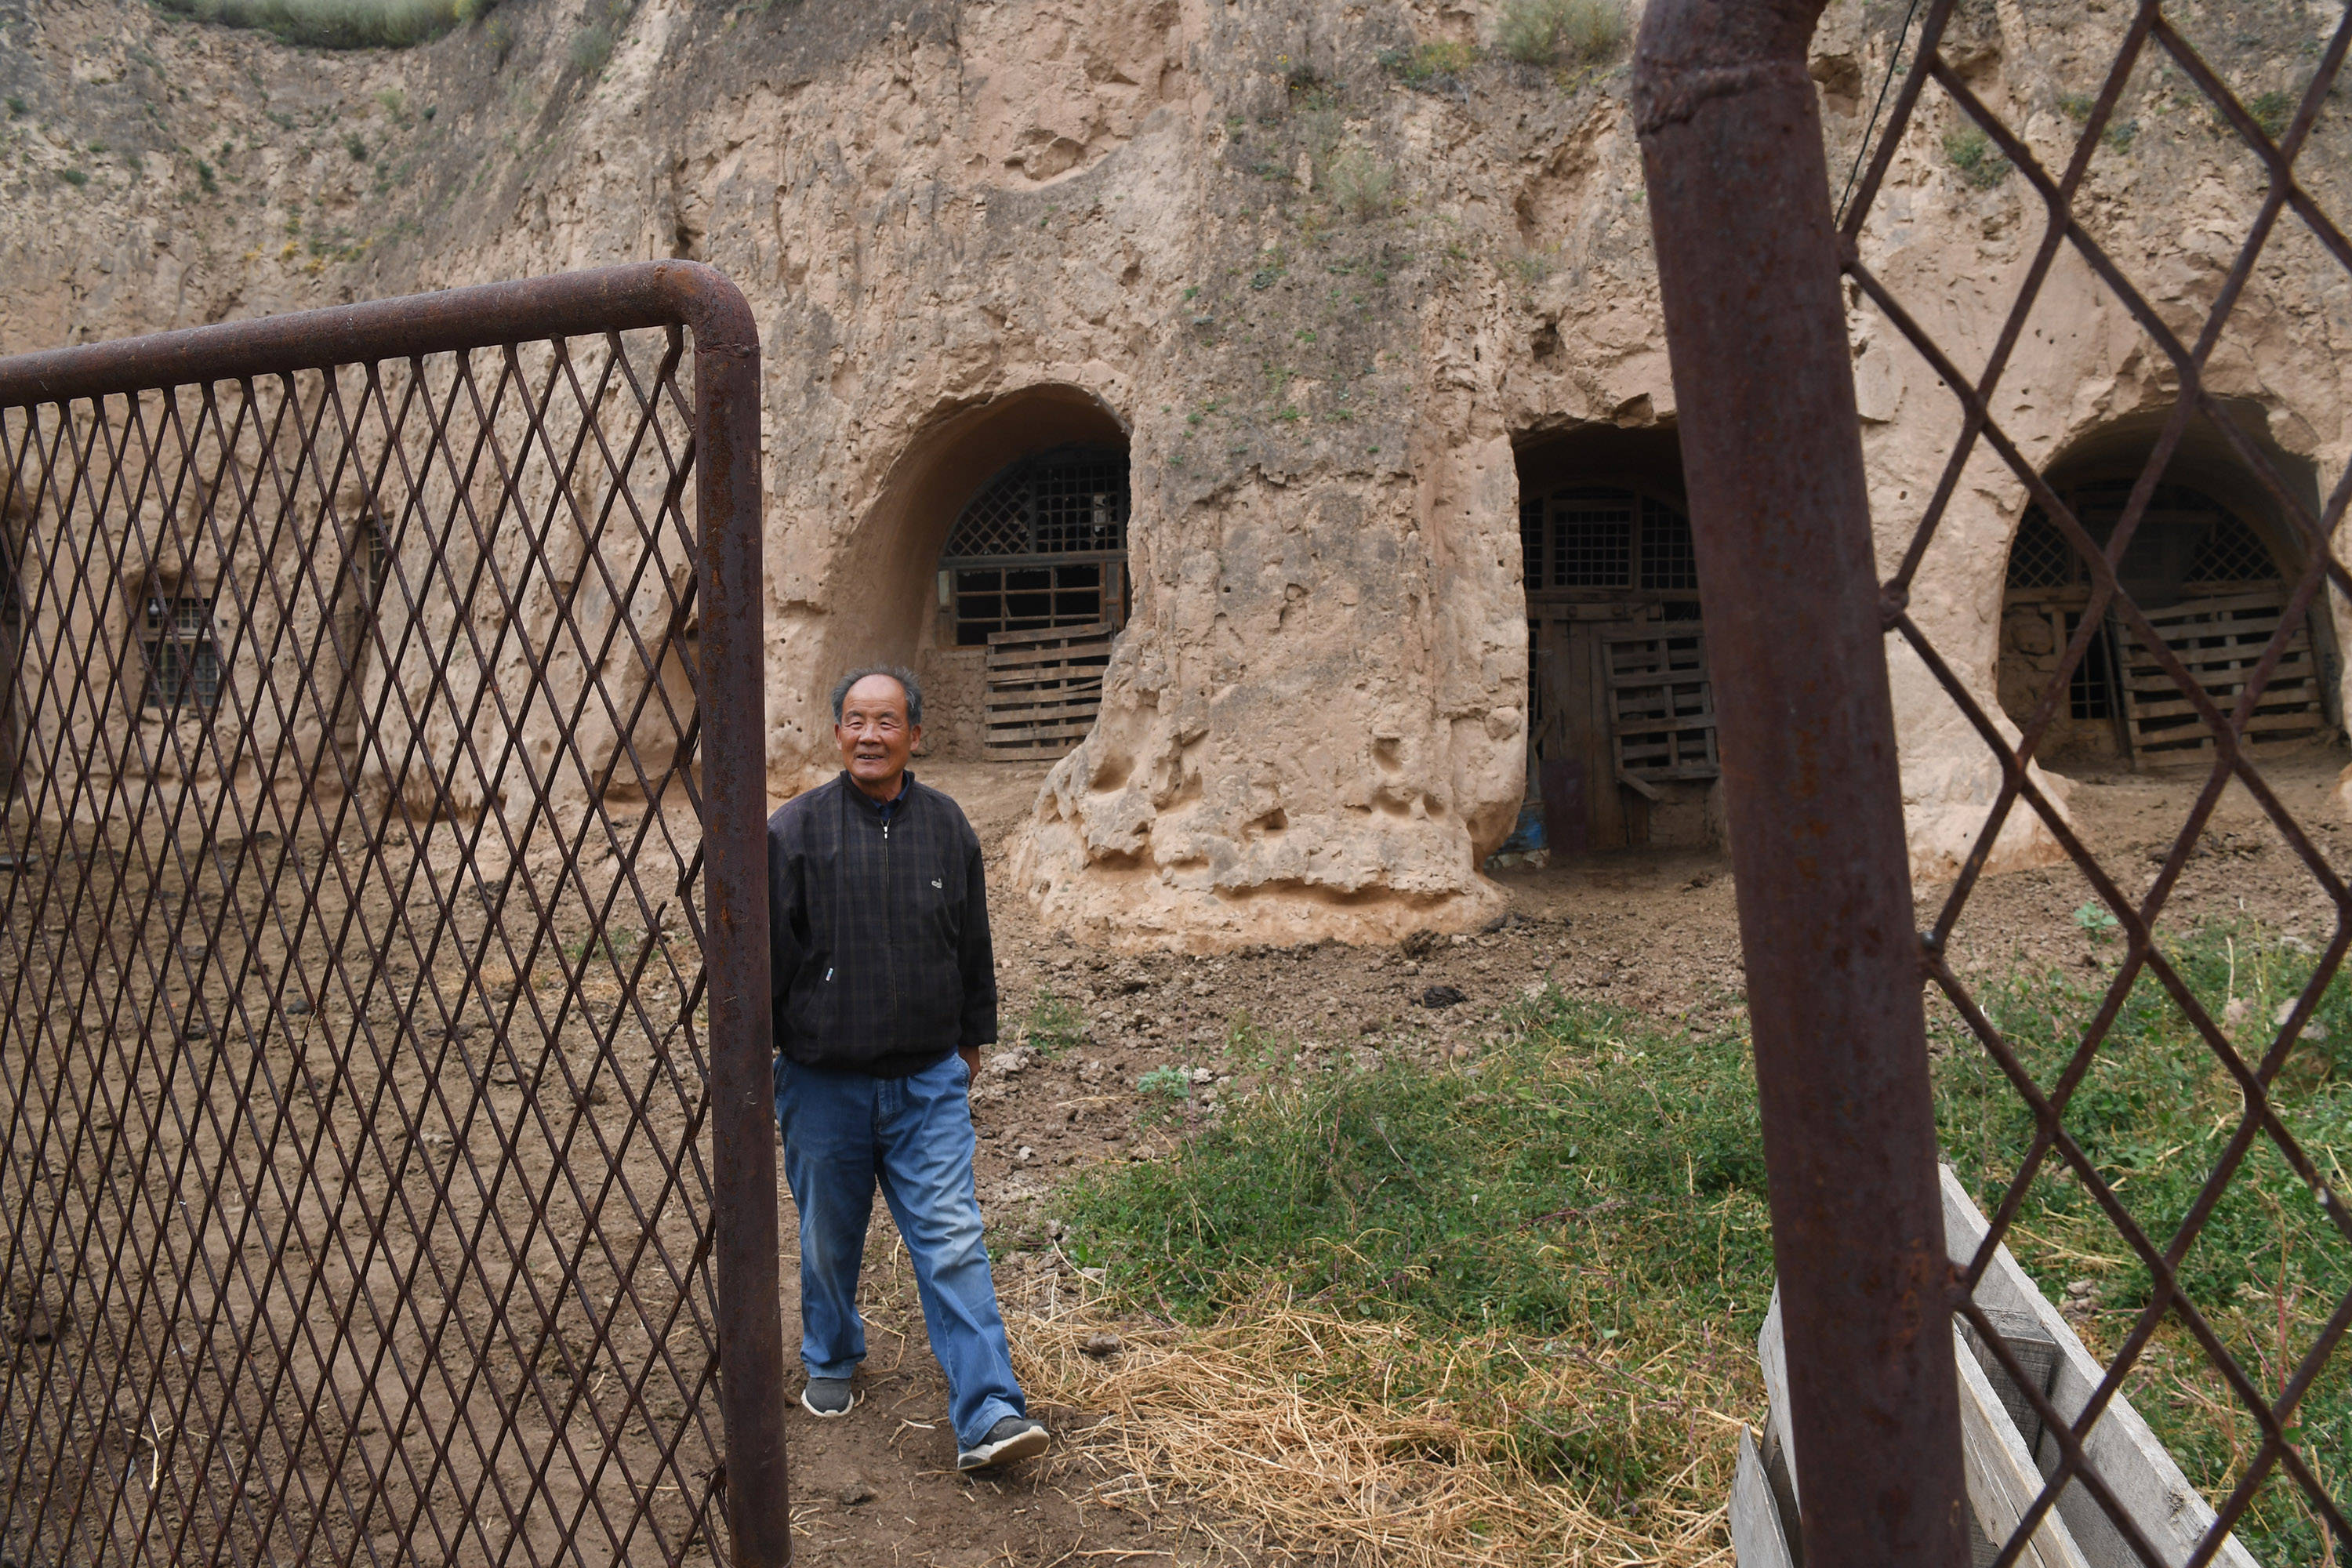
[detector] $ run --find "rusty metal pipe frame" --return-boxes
[1633,5,1968,1564]
[0,260,791,1567]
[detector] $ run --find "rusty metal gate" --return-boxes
[0,263,787,1567]
[1638,1,2350,1565]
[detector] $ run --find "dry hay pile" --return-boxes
[1013,1293,1746,1567]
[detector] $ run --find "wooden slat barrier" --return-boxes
[1601,622,1720,790]
[2116,590,2328,759]
[983,621,1115,760]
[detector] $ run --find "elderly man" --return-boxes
[766,666,1049,1472]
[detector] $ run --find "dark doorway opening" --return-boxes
[1515,426,1719,856]
[1997,432,2335,768]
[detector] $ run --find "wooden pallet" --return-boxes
[1732,1169,2259,1568]
[2115,590,2328,760]
[1600,622,1719,794]
[983,622,1114,760]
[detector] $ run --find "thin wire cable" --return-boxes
[1837,0,1926,225]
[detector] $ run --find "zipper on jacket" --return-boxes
[882,796,898,1016]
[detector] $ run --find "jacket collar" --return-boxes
[837,769,917,816]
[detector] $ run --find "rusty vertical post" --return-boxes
[680,267,791,1567]
[1632,4,1968,1564]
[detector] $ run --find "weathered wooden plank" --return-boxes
[1955,1322,2094,1568]
[985,621,1116,648]
[1757,1292,1798,1505]
[985,643,1116,673]
[2122,644,2305,679]
[1730,1428,1798,1568]
[2122,670,2314,702]
[985,673,1106,699]
[982,720,1098,743]
[983,698,1105,724]
[1598,622,1708,643]
[2117,698,2323,729]
[1611,714,1721,737]
[2139,589,2300,621]
[1938,1167,2260,1568]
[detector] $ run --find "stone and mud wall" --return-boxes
[2,0,2346,948]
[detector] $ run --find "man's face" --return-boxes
[834,674,920,794]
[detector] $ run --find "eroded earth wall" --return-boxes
[2,0,2347,948]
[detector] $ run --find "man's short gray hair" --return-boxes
[830,665,924,726]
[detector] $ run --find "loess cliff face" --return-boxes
[3,0,2347,949]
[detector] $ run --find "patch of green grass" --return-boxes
[2058,90,2098,122]
[1376,41,1479,92]
[1023,990,1087,1058]
[1935,923,2351,1565]
[58,167,89,187]
[1495,0,1627,67]
[1063,993,1773,1467]
[195,159,218,193]
[154,0,461,49]
[2248,89,2297,140]
[343,132,368,162]
[5,96,26,118]
[1943,125,2012,188]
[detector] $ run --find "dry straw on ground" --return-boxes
[1011,1289,1746,1567]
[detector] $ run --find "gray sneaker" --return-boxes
[956,1415,1050,1471]
[800,1377,856,1418]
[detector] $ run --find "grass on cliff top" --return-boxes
[1041,924,2349,1565]
[154,0,464,49]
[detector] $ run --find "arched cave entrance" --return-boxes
[873,387,1129,761]
[1514,426,1719,856]
[1996,417,2336,768]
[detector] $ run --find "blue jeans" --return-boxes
[771,1052,1026,1449]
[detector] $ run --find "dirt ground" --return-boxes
[9,747,2346,1566]
[775,747,2352,1565]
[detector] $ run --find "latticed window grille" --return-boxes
[2006,510,2082,590]
[2187,510,2280,584]
[2010,484,2285,593]
[141,593,220,713]
[942,445,1129,645]
[1523,485,1698,596]
[1548,488,1635,588]
[1640,497,1699,591]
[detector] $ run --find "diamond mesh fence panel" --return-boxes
[1839,0,2352,1561]
[0,307,762,1568]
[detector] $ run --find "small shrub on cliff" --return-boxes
[1324,148,1396,220]
[1497,0,1627,67]
[1375,41,1477,93]
[569,21,614,75]
[58,168,89,187]
[1942,125,2011,188]
[154,0,463,50]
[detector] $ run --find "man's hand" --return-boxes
[958,1045,981,1088]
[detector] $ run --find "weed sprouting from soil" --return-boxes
[1023,989,1087,1058]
